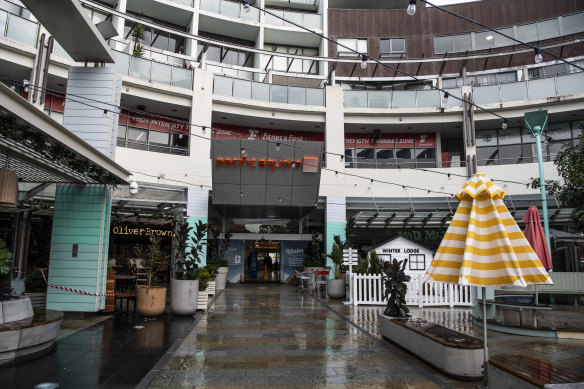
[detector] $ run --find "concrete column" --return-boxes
[112,0,127,51]
[185,7,199,67]
[190,67,213,167]
[325,85,345,173]
[319,0,328,79]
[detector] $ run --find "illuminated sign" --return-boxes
[214,155,318,173]
[112,225,174,237]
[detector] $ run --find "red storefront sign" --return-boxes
[305,132,324,142]
[213,124,239,139]
[345,134,356,148]
[119,110,189,134]
[374,134,395,149]
[415,133,435,147]
[394,135,415,148]
[355,134,375,148]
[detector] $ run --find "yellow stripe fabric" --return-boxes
[424,174,553,287]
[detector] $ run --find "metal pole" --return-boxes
[533,128,552,258]
[482,287,489,388]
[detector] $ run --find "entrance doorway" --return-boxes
[243,240,280,283]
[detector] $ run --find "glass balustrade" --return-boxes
[114,51,192,89]
[213,75,324,107]
[1,11,38,47]
[200,0,259,22]
[264,8,322,30]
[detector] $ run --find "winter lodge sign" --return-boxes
[374,236,435,275]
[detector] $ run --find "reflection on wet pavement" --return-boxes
[151,285,450,388]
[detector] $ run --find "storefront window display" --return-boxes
[476,121,581,166]
[345,133,436,168]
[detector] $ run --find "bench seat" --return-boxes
[489,353,584,388]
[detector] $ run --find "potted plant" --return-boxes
[135,236,170,317]
[24,268,48,309]
[207,226,231,290]
[196,267,211,310]
[304,232,323,271]
[381,258,411,318]
[0,238,15,302]
[131,23,145,57]
[170,219,206,316]
[325,242,346,299]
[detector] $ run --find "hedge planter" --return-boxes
[327,278,346,299]
[215,267,228,290]
[136,286,167,317]
[170,279,199,316]
[378,314,484,380]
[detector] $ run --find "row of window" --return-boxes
[476,121,582,166]
[337,38,406,57]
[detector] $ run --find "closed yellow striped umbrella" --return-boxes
[425,174,552,287]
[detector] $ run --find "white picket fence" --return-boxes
[351,273,473,307]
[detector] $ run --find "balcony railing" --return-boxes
[0,9,38,47]
[213,75,325,106]
[473,72,584,105]
[113,51,193,89]
[200,0,260,22]
[264,8,322,30]
[344,88,463,109]
[344,71,584,109]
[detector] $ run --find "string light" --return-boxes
[407,0,417,16]
[360,53,368,69]
[502,119,508,130]
[534,48,543,64]
[241,148,245,154]
[202,126,206,134]
[242,0,250,13]
[275,142,280,151]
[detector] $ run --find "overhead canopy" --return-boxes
[20,0,115,63]
[0,82,130,188]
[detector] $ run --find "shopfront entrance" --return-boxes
[243,240,281,282]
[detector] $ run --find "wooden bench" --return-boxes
[489,353,584,388]
[378,315,484,379]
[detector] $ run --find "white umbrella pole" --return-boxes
[482,287,489,388]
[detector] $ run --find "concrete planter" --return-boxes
[215,267,228,290]
[0,297,33,324]
[327,278,346,299]
[170,279,199,316]
[136,286,167,317]
[378,314,484,379]
[24,293,46,310]
[207,280,216,296]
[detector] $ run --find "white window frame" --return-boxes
[337,38,367,57]
[380,38,406,57]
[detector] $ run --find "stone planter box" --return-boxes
[24,293,47,310]
[197,291,209,311]
[378,314,484,380]
[207,280,216,296]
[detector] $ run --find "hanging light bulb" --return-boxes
[278,197,282,202]
[241,148,246,154]
[202,126,206,134]
[502,119,508,130]
[360,54,368,69]
[275,142,280,151]
[240,192,244,197]
[534,48,543,64]
[442,91,449,104]
[178,133,183,139]
[407,0,417,16]
[129,180,139,195]
[243,0,250,13]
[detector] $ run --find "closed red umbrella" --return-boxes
[522,206,553,270]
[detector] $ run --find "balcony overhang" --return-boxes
[21,0,115,63]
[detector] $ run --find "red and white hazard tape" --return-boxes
[40,269,116,297]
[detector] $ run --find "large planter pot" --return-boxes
[136,286,167,317]
[24,292,46,310]
[170,279,199,316]
[327,278,346,299]
[215,267,228,290]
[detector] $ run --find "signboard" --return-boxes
[224,240,245,283]
[212,139,323,206]
[374,236,435,275]
[280,241,306,283]
[249,252,258,279]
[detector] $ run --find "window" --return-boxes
[337,38,367,56]
[409,254,425,271]
[380,38,406,56]
[265,45,318,75]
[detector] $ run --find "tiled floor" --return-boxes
[1,284,583,389]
